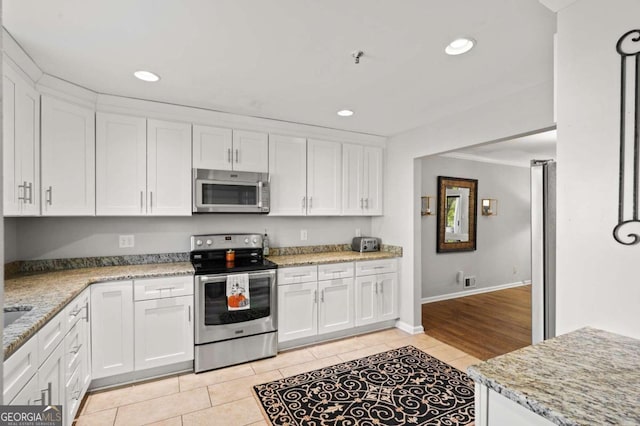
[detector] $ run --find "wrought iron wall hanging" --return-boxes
[614,29,640,245]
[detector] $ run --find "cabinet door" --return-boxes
[307,139,342,215]
[91,281,134,379]
[377,273,399,322]
[41,96,95,215]
[233,130,268,172]
[38,342,65,406]
[363,146,383,215]
[269,134,307,215]
[192,124,233,171]
[355,276,378,326]
[3,336,38,404]
[134,295,194,370]
[342,143,364,215]
[147,119,192,216]
[277,282,318,343]
[3,67,40,216]
[9,374,40,405]
[96,113,147,215]
[318,278,354,334]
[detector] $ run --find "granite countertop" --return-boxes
[467,327,640,425]
[268,250,399,267]
[4,262,194,359]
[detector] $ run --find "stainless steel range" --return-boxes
[191,233,278,373]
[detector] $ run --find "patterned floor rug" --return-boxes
[253,345,475,426]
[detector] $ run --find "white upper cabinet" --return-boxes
[3,66,40,216]
[192,125,233,170]
[232,130,269,172]
[269,134,307,215]
[342,144,383,216]
[363,146,383,215]
[96,113,147,215]
[147,119,192,216]
[41,96,95,216]
[192,126,268,172]
[307,139,342,216]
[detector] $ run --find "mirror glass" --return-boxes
[437,176,477,252]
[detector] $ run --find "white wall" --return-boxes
[10,216,371,260]
[372,81,555,331]
[421,156,531,299]
[555,0,640,338]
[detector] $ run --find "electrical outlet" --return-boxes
[464,276,476,288]
[119,235,135,248]
[355,228,361,237]
[300,229,308,241]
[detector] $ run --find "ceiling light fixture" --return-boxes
[134,70,160,82]
[337,109,354,117]
[445,38,476,56]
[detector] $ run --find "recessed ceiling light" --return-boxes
[337,109,354,117]
[445,38,476,56]
[134,70,160,82]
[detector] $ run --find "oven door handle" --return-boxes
[197,270,276,284]
[257,181,264,208]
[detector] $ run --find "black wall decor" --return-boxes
[614,29,640,245]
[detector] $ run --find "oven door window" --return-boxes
[201,183,257,206]
[204,275,271,325]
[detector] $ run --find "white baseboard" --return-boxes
[395,321,425,335]
[421,280,531,304]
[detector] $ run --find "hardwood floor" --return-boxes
[421,285,532,360]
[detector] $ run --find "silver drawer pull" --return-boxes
[320,289,325,303]
[70,308,82,317]
[70,344,82,355]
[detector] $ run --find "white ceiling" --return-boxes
[4,0,555,136]
[442,129,557,167]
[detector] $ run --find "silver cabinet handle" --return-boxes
[84,301,89,322]
[365,198,369,209]
[17,182,26,201]
[320,289,325,303]
[227,148,232,163]
[140,191,144,213]
[375,282,379,294]
[70,307,82,317]
[379,282,383,293]
[302,196,306,212]
[188,305,191,322]
[46,186,52,205]
[26,182,33,204]
[150,191,153,213]
[309,196,313,209]
[235,149,239,163]
[313,290,317,304]
[70,344,82,355]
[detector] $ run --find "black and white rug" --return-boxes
[253,345,475,426]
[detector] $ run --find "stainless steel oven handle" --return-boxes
[257,181,264,208]
[197,269,276,284]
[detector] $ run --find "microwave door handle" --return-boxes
[257,181,264,208]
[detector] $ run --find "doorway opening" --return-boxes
[419,128,556,360]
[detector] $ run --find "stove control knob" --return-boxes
[206,239,212,245]
[244,238,249,244]
[196,239,203,246]
[253,238,258,244]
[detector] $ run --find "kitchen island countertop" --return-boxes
[3,262,194,359]
[467,327,640,425]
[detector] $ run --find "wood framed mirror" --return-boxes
[437,176,478,253]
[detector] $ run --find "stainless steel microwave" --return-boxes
[192,169,270,213]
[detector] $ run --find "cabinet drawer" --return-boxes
[134,275,194,301]
[318,262,354,280]
[38,313,64,368]
[64,289,89,333]
[356,259,397,276]
[65,361,82,422]
[3,337,38,404]
[277,266,318,285]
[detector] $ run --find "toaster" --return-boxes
[352,237,380,252]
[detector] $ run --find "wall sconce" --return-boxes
[481,198,498,216]
[421,196,434,216]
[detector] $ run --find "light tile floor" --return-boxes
[74,329,481,426]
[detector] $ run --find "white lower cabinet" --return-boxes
[134,295,194,370]
[4,288,90,426]
[355,260,399,326]
[278,263,355,344]
[92,276,194,380]
[91,281,134,379]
